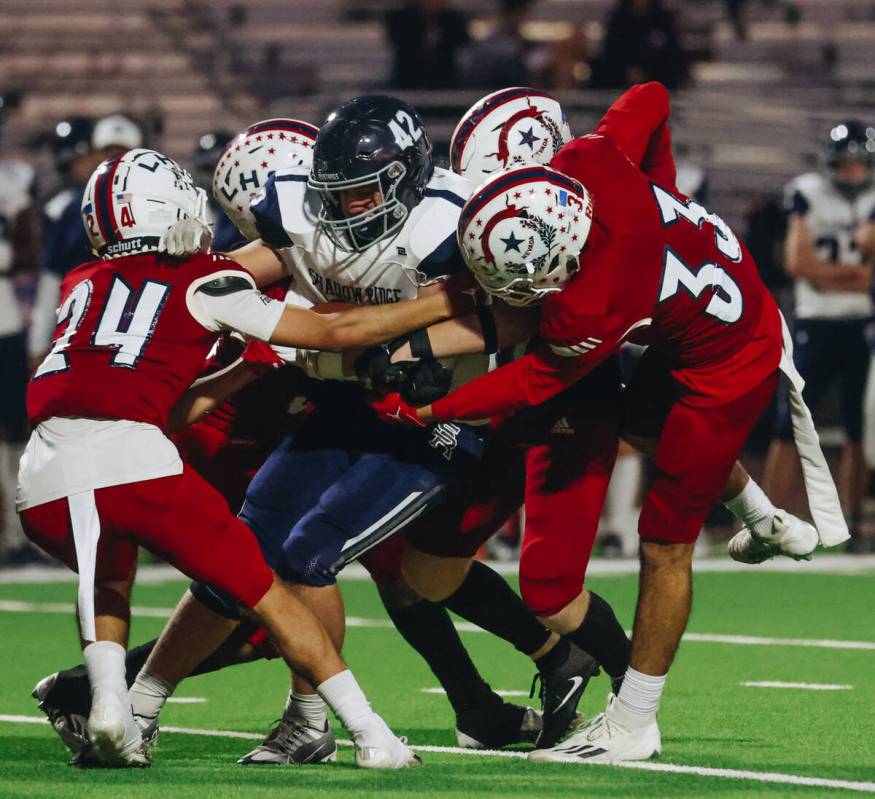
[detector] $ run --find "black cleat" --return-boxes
[531,642,600,749]
[455,695,542,749]
[32,673,90,755]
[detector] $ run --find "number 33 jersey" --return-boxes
[27,252,283,429]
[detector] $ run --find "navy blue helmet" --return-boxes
[308,95,433,251]
[825,120,875,196]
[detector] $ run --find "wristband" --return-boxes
[407,328,434,360]
[475,306,498,355]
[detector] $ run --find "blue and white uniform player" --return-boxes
[147,97,588,763]
[764,120,875,549]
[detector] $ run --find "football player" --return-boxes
[764,120,875,551]
[109,99,596,761]
[375,82,848,762]
[18,147,474,768]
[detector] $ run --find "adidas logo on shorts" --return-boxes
[551,416,576,436]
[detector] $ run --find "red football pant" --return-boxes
[625,351,779,544]
[20,466,274,609]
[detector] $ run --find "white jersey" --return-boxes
[784,172,875,320]
[252,166,489,387]
[0,159,34,337]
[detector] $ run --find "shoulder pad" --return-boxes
[408,169,474,268]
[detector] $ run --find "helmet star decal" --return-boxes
[518,126,540,151]
[500,230,525,253]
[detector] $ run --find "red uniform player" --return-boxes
[389,83,846,763]
[17,147,467,769]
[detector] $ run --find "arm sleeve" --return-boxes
[592,82,676,190]
[431,344,597,421]
[187,270,286,341]
[783,183,810,218]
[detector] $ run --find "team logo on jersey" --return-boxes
[429,422,462,461]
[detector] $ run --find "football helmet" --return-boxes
[308,95,433,252]
[213,119,318,240]
[825,120,875,195]
[457,164,592,306]
[52,116,94,174]
[82,148,208,258]
[450,88,572,180]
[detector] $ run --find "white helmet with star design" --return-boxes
[213,118,318,240]
[457,164,593,306]
[450,88,572,181]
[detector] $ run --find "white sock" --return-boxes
[129,668,175,726]
[616,667,665,727]
[723,478,775,538]
[316,670,374,734]
[602,453,643,554]
[83,640,127,697]
[287,690,328,728]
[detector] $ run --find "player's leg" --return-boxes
[837,320,870,549]
[533,372,779,764]
[119,468,417,768]
[364,540,542,750]
[19,497,149,766]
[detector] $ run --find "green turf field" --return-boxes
[1,562,874,798]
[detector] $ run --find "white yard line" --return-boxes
[421,687,530,698]
[1,599,874,652]
[740,681,853,691]
[1,714,872,793]
[2,554,873,585]
[166,697,208,704]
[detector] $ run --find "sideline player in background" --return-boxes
[0,98,39,564]
[763,120,875,551]
[377,82,847,761]
[18,147,476,768]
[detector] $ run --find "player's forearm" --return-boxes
[392,304,540,361]
[857,222,875,261]
[226,240,286,288]
[167,361,260,432]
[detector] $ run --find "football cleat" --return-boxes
[83,692,151,768]
[238,715,337,765]
[455,698,542,749]
[352,714,421,769]
[529,694,660,764]
[32,672,90,755]
[532,642,600,749]
[728,510,818,564]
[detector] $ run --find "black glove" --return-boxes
[354,345,413,393]
[401,359,453,405]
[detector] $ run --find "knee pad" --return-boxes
[189,581,243,620]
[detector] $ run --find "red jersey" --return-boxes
[28,252,258,430]
[433,83,782,421]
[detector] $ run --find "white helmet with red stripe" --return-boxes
[450,88,572,181]
[212,118,319,240]
[458,164,593,306]
[82,148,208,258]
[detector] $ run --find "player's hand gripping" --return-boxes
[370,392,430,428]
[158,218,213,257]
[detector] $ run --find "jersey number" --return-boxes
[34,276,170,377]
[653,185,743,324]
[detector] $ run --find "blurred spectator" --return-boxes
[385,0,470,89]
[592,0,689,90]
[459,0,536,89]
[763,121,875,552]
[0,92,39,564]
[190,129,244,252]
[28,114,142,369]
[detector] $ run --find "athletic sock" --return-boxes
[534,636,571,675]
[615,667,665,727]
[288,690,328,728]
[83,641,127,698]
[602,452,643,554]
[385,599,494,714]
[129,667,175,727]
[316,670,374,733]
[565,592,631,679]
[723,478,775,539]
[441,561,552,656]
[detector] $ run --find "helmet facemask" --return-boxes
[309,160,409,252]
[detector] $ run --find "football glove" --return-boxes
[158,218,213,258]
[370,392,427,428]
[400,359,452,405]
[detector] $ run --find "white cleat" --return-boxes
[353,715,421,769]
[728,510,818,564]
[83,691,151,768]
[529,695,660,764]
